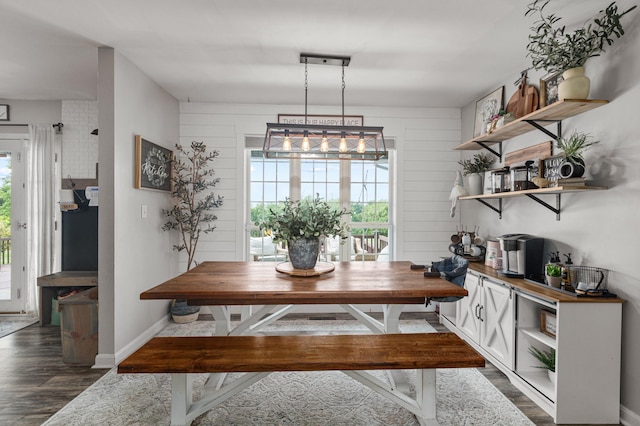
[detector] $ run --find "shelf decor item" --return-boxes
[525,0,636,100]
[162,141,224,323]
[556,130,599,178]
[540,310,557,337]
[545,263,562,288]
[256,195,349,270]
[473,86,504,137]
[528,345,556,384]
[458,153,496,196]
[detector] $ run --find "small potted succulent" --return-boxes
[525,0,636,100]
[545,264,562,288]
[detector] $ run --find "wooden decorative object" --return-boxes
[275,261,335,277]
[540,310,557,338]
[504,141,552,166]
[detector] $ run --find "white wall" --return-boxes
[0,99,61,134]
[179,103,461,266]
[459,2,640,419]
[97,47,179,365]
[61,100,98,178]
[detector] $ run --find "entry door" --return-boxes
[0,140,26,313]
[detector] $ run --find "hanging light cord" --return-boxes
[341,62,346,126]
[304,57,308,125]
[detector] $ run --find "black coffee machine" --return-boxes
[497,234,545,282]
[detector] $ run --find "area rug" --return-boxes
[0,315,38,338]
[43,320,534,426]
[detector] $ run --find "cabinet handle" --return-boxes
[474,303,480,320]
[478,305,484,322]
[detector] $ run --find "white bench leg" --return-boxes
[416,369,438,426]
[171,373,193,426]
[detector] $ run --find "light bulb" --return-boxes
[320,131,329,152]
[302,130,310,151]
[357,133,366,153]
[339,132,348,153]
[282,129,291,151]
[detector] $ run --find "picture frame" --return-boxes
[540,310,557,338]
[0,104,9,121]
[540,154,565,186]
[473,86,504,137]
[540,72,564,107]
[135,135,173,192]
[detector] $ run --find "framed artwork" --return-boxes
[473,86,504,137]
[0,104,9,121]
[135,135,173,191]
[540,310,557,338]
[540,72,564,107]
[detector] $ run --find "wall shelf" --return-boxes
[454,99,609,159]
[459,186,607,220]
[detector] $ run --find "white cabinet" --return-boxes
[456,270,515,369]
[441,264,624,424]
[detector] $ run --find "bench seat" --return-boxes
[118,332,484,426]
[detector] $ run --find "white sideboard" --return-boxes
[440,264,623,424]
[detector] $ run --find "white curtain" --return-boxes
[24,124,60,314]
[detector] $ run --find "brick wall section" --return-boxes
[61,100,99,178]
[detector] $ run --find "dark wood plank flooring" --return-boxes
[0,312,617,425]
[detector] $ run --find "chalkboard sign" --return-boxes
[135,135,173,191]
[541,155,564,186]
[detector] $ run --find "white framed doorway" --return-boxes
[0,138,27,313]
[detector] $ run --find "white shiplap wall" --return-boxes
[179,103,462,266]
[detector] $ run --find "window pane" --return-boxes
[250,162,263,181]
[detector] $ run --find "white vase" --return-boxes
[558,67,590,101]
[467,173,483,196]
[548,369,556,385]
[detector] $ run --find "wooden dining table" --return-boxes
[141,260,468,336]
[138,260,471,423]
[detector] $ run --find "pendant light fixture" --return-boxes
[263,53,386,161]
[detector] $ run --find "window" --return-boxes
[249,151,392,262]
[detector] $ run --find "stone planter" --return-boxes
[288,237,320,269]
[467,173,483,196]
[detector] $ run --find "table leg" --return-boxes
[383,304,409,393]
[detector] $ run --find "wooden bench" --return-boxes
[118,332,485,426]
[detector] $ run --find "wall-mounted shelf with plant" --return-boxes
[525,0,636,100]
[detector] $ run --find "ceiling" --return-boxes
[0,0,604,108]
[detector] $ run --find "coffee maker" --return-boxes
[497,234,544,281]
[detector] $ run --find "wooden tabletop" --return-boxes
[141,261,468,306]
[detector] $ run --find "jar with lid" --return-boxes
[492,167,511,193]
[511,160,538,191]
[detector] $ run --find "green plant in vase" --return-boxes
[458,153,495,196]
[162,141,224,322]
[525,0,636,100]
[529,346,556,373]
[556,130,599,179]
[256,195,349,270]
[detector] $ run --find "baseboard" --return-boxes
[92,353,115,369]
[118,314,170,363]
[621,404,640,426]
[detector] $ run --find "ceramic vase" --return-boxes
[288,237,320,269]
[467,173,483,196]
[559,157,585,179]
[548,369,556,385]
[558,67,590,101]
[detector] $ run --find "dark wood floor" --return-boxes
[0,312,614,425]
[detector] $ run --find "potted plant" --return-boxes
[556,130,599,178]
[545,263,563,288]
[525,0,636,100]
[256,195,349,270]
[528,346,556,383]
[162,141,224,322]
[458,153,495,196]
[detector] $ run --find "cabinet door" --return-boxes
[456,271,481,342]
[480,278,515,369]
